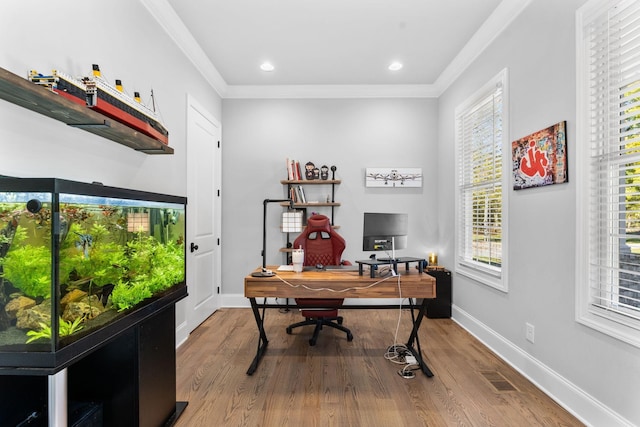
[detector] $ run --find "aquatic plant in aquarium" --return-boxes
[0,178,186,368]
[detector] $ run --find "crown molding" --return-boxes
[434,0,533,94]
[139,0,228,98]
[142,0,531,99]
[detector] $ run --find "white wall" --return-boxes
[0,0,221,193]
[221,98,439,302]
[0,0,222,336]
[438,0,639,425]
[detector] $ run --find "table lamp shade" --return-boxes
[282,211,303,233]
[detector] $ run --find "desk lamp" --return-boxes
[252,198,295,277]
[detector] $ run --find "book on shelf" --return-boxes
[297,185,306,203]
[286,158,294,180]
[286,158,304,181]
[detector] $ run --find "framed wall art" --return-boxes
[365,168,422,188]
[512,121,568,190]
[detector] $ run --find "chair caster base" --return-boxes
[286,316,353,346]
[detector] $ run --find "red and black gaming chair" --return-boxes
[285,214,354,346]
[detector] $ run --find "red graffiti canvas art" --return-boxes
[512,121,568,190]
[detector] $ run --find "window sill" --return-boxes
[456,261,507,292]
[577,306,640,349]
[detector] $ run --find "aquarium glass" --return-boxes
[0,184,186,355]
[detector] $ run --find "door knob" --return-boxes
[190,242,199,253]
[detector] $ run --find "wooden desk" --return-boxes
[244,267,436,376]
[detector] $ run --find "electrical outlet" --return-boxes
[526,323,535,343]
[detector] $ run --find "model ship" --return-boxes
[28,65,169,145]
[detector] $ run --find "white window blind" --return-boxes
[455,70,507,291]
[578,0,640,341]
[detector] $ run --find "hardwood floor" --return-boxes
[175,307,583,427]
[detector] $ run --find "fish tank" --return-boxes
[0,177,186,372]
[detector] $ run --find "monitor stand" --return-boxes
[355,256,426,278]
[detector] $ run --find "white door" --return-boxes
[182,95,221,339]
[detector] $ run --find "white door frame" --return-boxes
[176,94,221,346]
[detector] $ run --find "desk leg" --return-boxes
[406,298,434,377]
[247,297,269,375]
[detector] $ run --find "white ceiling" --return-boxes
[145,0,530,97]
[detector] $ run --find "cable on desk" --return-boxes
[273,273,395,293]
[377,265,394,277]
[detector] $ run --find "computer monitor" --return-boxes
[362,212,408,258]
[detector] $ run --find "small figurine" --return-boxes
[305,162,315,180]
[313,167,320,179]
[320,165,329,180]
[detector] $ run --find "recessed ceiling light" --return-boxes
[260,62,275,72]
[388,62,403,71]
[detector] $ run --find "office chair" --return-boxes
[286,214,354,346]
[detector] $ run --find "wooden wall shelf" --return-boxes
[280,202,341,208]
[281,179,341,185]
[0,66,173,154]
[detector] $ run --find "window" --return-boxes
[455,69,509,291]
[576,0,640,347]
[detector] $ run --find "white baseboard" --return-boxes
[452,305,633,427]
[175,320,189,349]
[221,293,252,307]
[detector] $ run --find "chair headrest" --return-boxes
[306,214,332,233]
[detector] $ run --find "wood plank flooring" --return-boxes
[175,308,583,427]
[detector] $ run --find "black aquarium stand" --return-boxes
[0,286,188,427]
